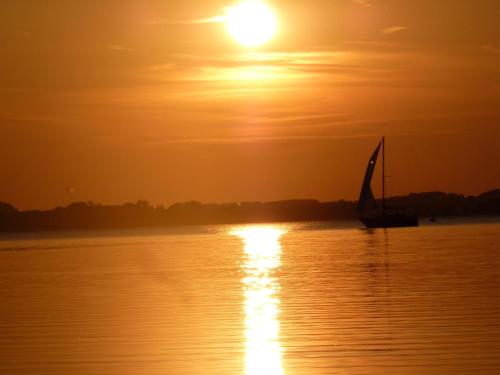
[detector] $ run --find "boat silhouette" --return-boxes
[358,137,419,228]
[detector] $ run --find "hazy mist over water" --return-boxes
[1,219,500,374]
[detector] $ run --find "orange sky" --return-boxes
[1,0,499,210]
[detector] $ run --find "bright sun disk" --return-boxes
[225,1,278,48]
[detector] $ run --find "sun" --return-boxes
[225,1,278,48]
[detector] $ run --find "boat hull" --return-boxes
[360,213,419,229]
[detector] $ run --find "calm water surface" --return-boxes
[1,220,500,374]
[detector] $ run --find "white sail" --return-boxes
[357,141,382,214]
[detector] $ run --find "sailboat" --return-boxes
[358,137,419,228]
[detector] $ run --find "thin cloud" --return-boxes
[146,16,225,25]
[382,26,408,35]
[109,44,135,52]
[352,0,373,7]
[192,16,225,24]
[481,45,500,55]
[8,30,31,37]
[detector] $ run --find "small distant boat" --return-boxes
[358,137,418,229]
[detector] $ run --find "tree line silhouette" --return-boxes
[0,190,498,232]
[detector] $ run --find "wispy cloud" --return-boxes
[352,0,373,8]
[382,26,407,35]
[108,44,135,52]
[7,30,31,37]
[146,15,225,25]
[157,51,350,72]
[481,45,500,55]
[192,16,226,24]
[143,51,355,88]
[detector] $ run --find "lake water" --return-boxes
[1,219,500,375]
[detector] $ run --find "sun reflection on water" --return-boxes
[232,226,286,375]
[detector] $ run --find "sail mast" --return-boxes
[382,136,386,212]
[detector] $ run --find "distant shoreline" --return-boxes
[0,190,499,233]
[0,216,499,242]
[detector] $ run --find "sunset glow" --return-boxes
[1,1,499,375]
[225,1,278,47]
[1,1,498,211]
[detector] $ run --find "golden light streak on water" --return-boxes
[232,226,286,375]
